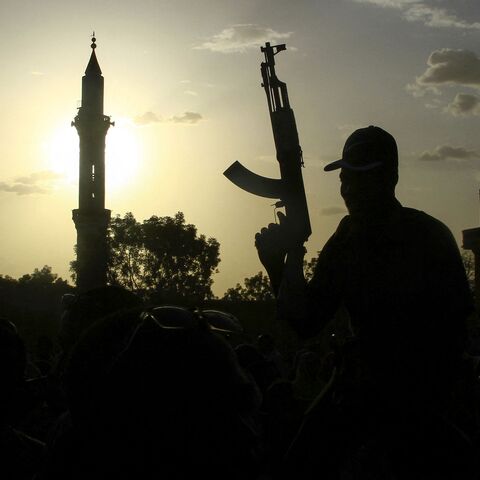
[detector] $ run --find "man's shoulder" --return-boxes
[395,207,463,262]
[327,207,456,246]
[398,207,454,238]
[333,214,353,234]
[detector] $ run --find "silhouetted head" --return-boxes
[324,126,399,215]
[65,305,259,475]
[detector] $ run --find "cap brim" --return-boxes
[323,159,344,172]
[323,159,383,172]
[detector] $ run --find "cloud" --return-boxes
[352,1,480,29]
[416,49,480,88]
[194,24,292,53]
[419,145,479,162]
[445,93,480,116]
[407,49,480,100]
[14,171,62,185]
[134,111,162,126]
[0,170,62,196]
[425,98,443,109]
[321,206,347,216]
[169,112,203,124]
[134,111,203,126]
[352,0,416,6]
[405,82,441,97]
[0,183,46,195]
[184,90,198,96]
[30,71,45,76]
[403,3,480,29]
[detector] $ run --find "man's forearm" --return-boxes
[277,246,310,334]
[265,262,285,298]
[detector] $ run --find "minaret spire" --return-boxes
[71,35,113,291]
[85,34,102,76]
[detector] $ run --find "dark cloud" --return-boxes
[134,111,161,126]
[194,24,292,53]
[321,206,347,216]
[169,112,203,124]
[0,170,62,196]
[446,93,480,116]
[419,145,478,161]
[416,49,480,88]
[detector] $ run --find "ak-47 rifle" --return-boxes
[224,42,311,244]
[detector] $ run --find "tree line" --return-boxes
[0,210,474,341]
[71,211,321,302]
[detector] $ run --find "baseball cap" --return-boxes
[324,126,398,172]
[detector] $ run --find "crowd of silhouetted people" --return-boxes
[1,284,480,479]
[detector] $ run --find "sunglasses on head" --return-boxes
[141,306,243,334]
[106,306,243,375]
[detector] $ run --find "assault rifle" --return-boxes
[224,42,311,244]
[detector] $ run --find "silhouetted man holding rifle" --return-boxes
[255,125,475,477]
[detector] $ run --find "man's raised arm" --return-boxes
[255,213,337,339]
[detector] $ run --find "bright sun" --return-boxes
[46,117,141,193]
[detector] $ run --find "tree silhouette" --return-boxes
[71,212,220,302]
[18,265,69,288]
[223,271,274,301]
[223,254,320,301]
[0,266,73,342]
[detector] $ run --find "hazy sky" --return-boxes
[0,0,479,295]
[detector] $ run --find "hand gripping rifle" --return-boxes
[224,42,311,244]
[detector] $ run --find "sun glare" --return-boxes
[46,123,78,185]
[105,118,141,192]
[46,117,141,192]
